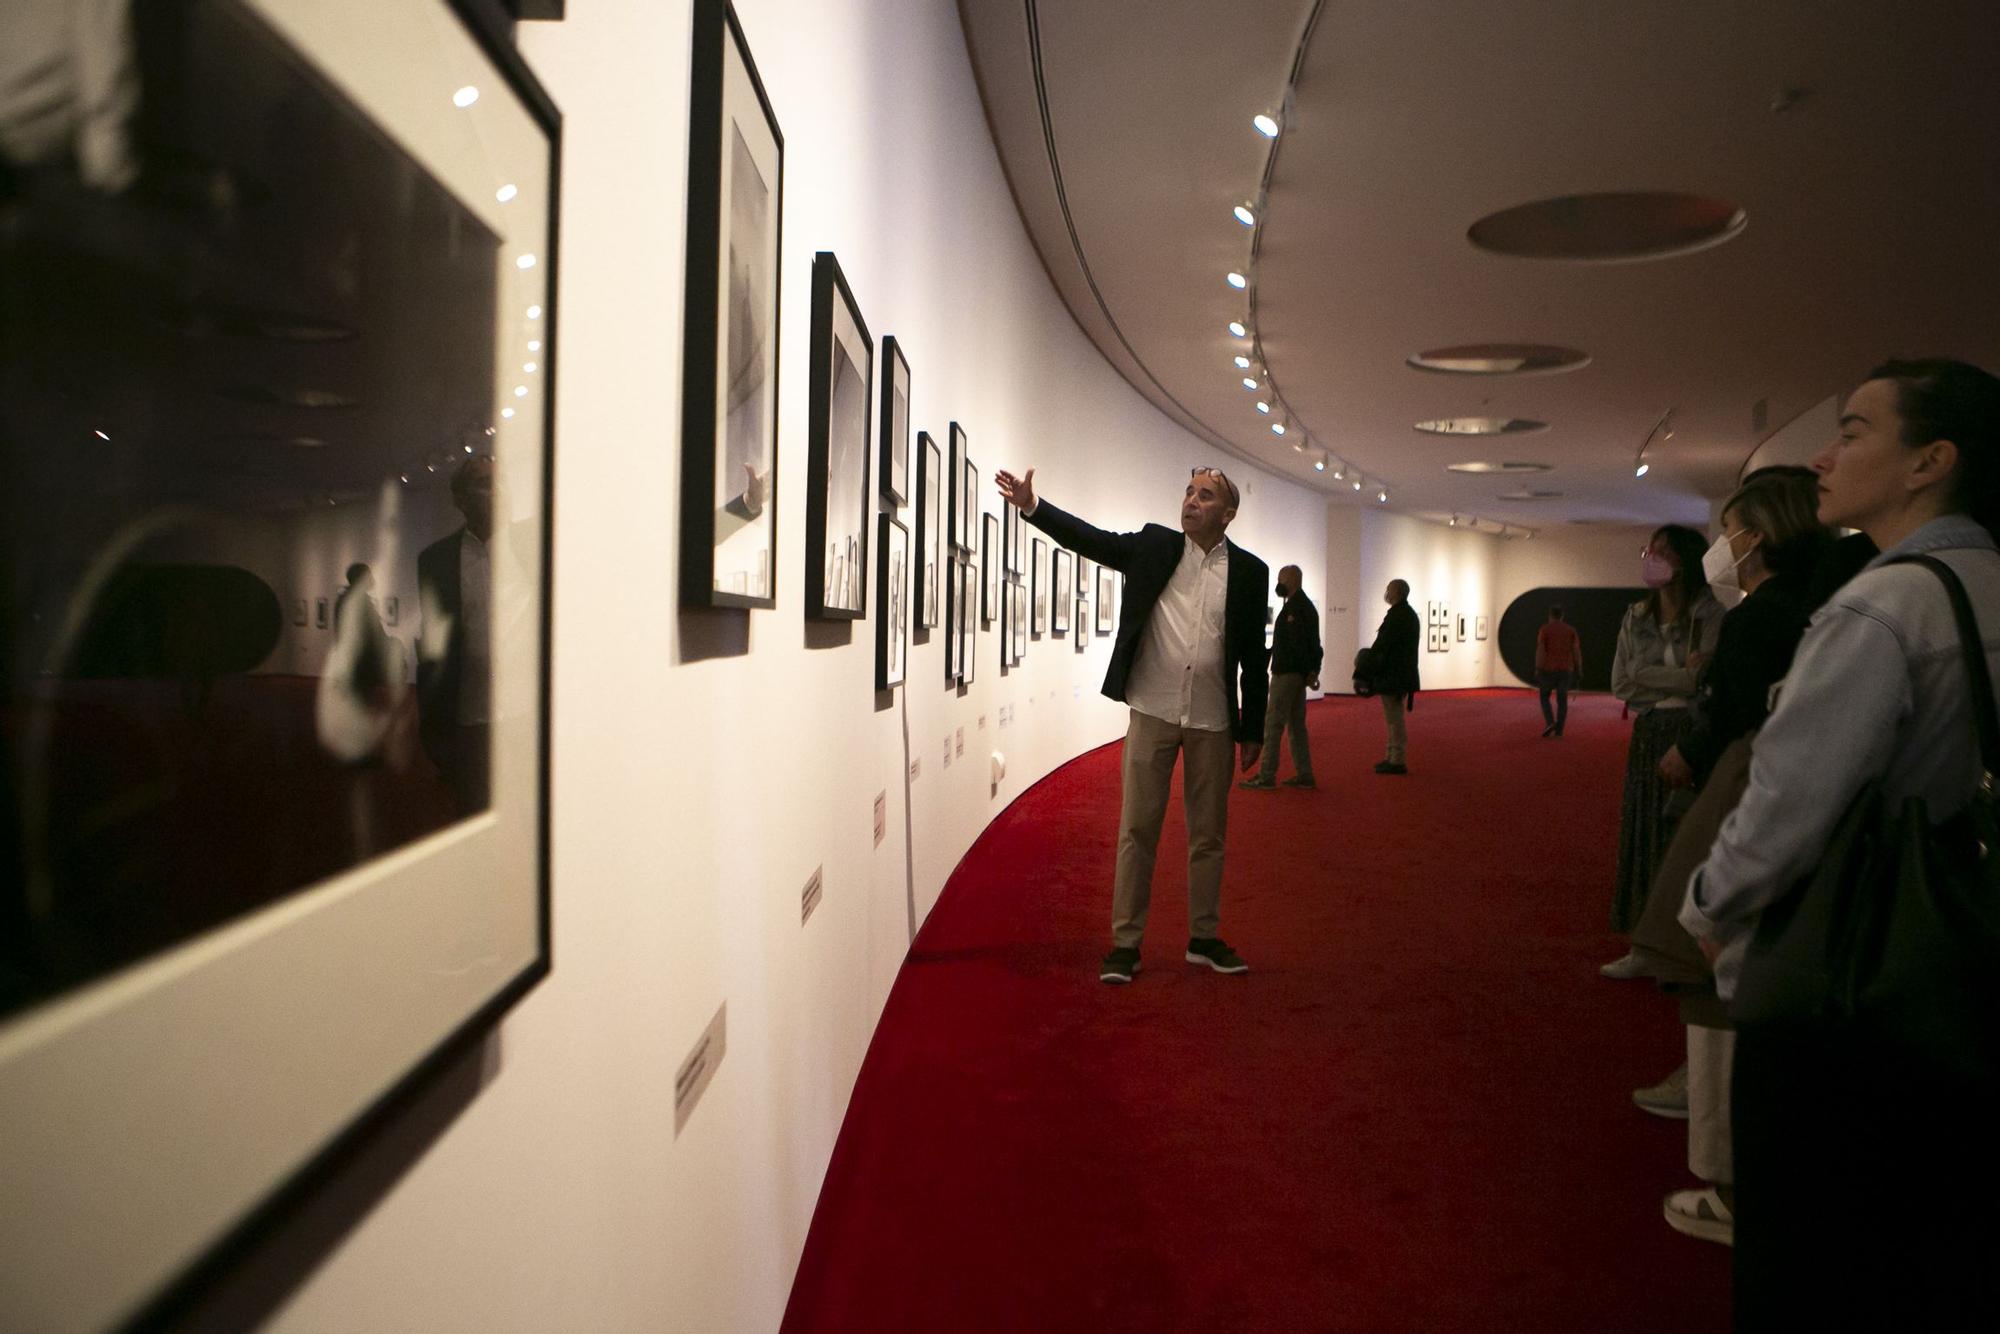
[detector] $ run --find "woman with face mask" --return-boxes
[1602,524,1726,979]
[1679,359,2000,1330]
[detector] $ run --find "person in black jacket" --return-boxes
[996,464,1268,984]
[1242,564,1321,789]
[1367,579,1421,774]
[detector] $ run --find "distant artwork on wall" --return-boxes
[680,0,783,609]
[957,555,976,684]
[1031,538,1048,637]
[1457,613,1467,642]
[1094,564,1115,634]
[1475,614,1489,641]
[916,432,941,629]
[315,597,329,629]
[981,513,1000,624]
[1010,580,1027,664]
[876,514,907,689]
[879,336,909,506]
[292,598,307,627]
[804,251,871,620]
[1051,548,1072,636]
[947,422,972,553]
[1075,594,1091,650]
[384,595,400,628]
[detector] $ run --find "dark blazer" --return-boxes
[416,528,467,761]
[1368,600,1421,700]
[1678,570,1814,782]
[1025,499,1269,742]
[1271,591,1322,677]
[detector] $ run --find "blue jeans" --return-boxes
[1537,670,1574,730]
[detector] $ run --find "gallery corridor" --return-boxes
[783,691,1730,1332]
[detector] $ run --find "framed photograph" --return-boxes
[1076,552,1090,596]
[1095,564,1116,634]
[1011,581,1028,664]
[1051,549,1072,636]
[1004,499,1023,576]
[915,432,941,629]
[385,595,400,628]
[679,0,782,610]
[962,458,978,559]
[957,555,977,685]
[1031,538,1048,637]
[1476,614,1490,641]
[804,251,871,620]
[879,336,910,507]
[876,515,908,690]
[0,2,557,1328]
[1075,594,1092,650]
[943,546,962,682]
[981,514,1001,624]
[947,422,971,553]
[1457,614,1467,642]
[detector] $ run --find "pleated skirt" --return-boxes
[1611,706,1696,932]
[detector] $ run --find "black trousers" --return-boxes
[1732,1020,2000,1332]
[1536,670,1573,729]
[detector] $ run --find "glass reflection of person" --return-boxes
[714,128,772,591]
[0,0,141,195]
[334,562,390,701]
[418,457,495,815]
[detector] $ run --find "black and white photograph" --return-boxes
[0,1,557,1326]
[1476,614,1490,641]
[1010,581,1028,664]
[1051,548,1072,636]
[876,515,908,690]
[957,555,977,685]
[680,0,783,610]
[1031,538,1048,637]
[947,422,972,553]
[879,336,910,507]
[962,457,979,560]
[1458,614,1468,642]
[1094,564,1116,634]
[1005,496,1023,576]
[804,251,872,620]
[1075,593,1092,650]
[916,431,941,628]
[981,514,1001,624]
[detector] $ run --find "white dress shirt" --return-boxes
[1125,535,1232,732]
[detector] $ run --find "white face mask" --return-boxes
[1701,530,1759,608]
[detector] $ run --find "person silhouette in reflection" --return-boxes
[417,457,494,815]
[334,562,390,702]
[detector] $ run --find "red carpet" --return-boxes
[783,691,1731,1332]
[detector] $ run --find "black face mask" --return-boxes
[1275,583,1291,598]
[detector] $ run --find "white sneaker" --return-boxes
[1663,1186,1734,1245]
[1599,950,1647,979]
[1632,1062,1690,1119]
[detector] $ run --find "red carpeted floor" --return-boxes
[782,690,1732,1332]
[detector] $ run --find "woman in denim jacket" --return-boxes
[1601,525,1726,975]
[1679,359,2000,1332]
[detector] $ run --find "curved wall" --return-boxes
[223,2,1329,1330]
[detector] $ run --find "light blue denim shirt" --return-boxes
[1681,514,2000,999]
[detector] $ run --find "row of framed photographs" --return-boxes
[1425,600,1489,651]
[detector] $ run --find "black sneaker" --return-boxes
[1185,937,1248,974]
[1239,775,1276,789]
[1099,947,1141,984]
[1373,760,1408,775]
[1280,775,1316,789]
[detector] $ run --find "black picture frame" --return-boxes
[804,251,871,621]
[1005,500,1024,576]
[1051,548,1071,636]
[678,0,783,610]
[1031,538,1048,637]
[947,422,971,553]
[0,3,559,1327]
[1095,564,1116,634]
[915,431,941,629]
[876,514,908,689]
[1010,580,1027,664]
[879,336,910,507]
[981,514,1001,624]
[957,555,977,685]
[1075,593,1092,650]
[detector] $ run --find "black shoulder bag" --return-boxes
[1729,555,2000,1090]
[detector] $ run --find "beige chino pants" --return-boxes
[1112,709,1234,949]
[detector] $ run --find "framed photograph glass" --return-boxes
[915,431,941,629]
[981,514,1001,624]
[1457,614,1468,642]
[943,547,962,682]
[805,251,871,620]
[0,2,556,1328]
[1476,614,1490,641]
[879,336,909,507]
[680,0,782,609]
[962,458,978,559]
[1095,564,1116,634]
[1031,538,1048,637]
[1077,552,1090,595]
[1075,594,1092,650]
[957,555,977,685]
[947,422,971,554]
[1011,581,1028,664]
[1051,549,1072,636]
[876,515,908,690]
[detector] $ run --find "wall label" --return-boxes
[801,865,823,925]
[674,1002,728,1136]
[909,757,921,782]
[978,714,986,731]
[873,792,886,846]
[955,727,965,758]
[942,737,951,769]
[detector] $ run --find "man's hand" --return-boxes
[1238,742,1262,773]
[1658,744,1694,789]
[995,467,1036,513]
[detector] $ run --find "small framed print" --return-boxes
[1094,564,1115,634]
[876,514,908,690]
[1050,549,1071,636]
[291,598,307,627]
[1031,538,1048,637]
[1457,614,1467,642]
[957,555,976,685]
[315,597,329,629]
[981,513,1000,624]
[1475,614,1489,641]
[804,251,872,621]
[947,422,971,553]
[1005,498,1024,576]
[1075,594,1091,650]
[385,595,400,628]
[961,457,978,558]
[1010,580,1027,664]
[915,432,942,629]
[879,335,910,506]
[1076,552,1090,596]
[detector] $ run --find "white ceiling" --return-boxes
[958,0,2000,532]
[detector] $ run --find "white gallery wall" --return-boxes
[238,2,1328,1331]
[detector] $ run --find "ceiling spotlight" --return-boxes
[496,183,518,203]
[1233,203,1256,227]
[1332,466,1344,480]
[1449,514,1458,526]
[1242,376,1258,390]
[1253,113,1280,138]
[399,474,409,484]
[453,86,480,108]
[93,429,110,441]
[501,407,516,419]
[516,253,537,270]
[1255,401,1271,414]
[1234,355,1251,369]
[1272,421,1286,436]
[527,305,542,320]
[464,444,474,454]
[528,339,541,351]
[514,385,528,397]
[524,361,538,373]
[1226,271,1247,289]
[1352,479,1363,491]
[1313,456,1326,472]
[1636,462,1650,478]
[1377,490,1389,504]
[484,426,497,436]
[1228,321,1247,338]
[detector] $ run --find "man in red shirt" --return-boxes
[1534,605,1583,737]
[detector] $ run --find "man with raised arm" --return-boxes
[995,465,1269,984]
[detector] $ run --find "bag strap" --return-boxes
[1890,554,2000,791]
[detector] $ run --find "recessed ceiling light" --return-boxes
[528,340,541,351]
[496,183,518,203]
[1226,271,1247,289]
[1496,489,1565,501]
[1253,113,1279,138]
[502,407,516,419]
[1233,355,1250,369]
[1228,321,1247,338]
[527,305,542,320]
[223,386,357,409]
[1352,479,1363,491]
[1272,422,1286,435]
[1446,460,1553,474]
[524,361,538,373]
[1407,344,1590,376]
[1636,463,1651,477]
[1377,490,1388,503]
[1415,417,1548,436]
[514,385,528,397]
[1255,401,1270,414]
[1241,377,1258,390]
[517,253,537,270]
[453,86,479,108]
[1468,191,1747,262]
[1313,457,1325,472]
[93,429,110,441]
[1233,204,1256,227]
